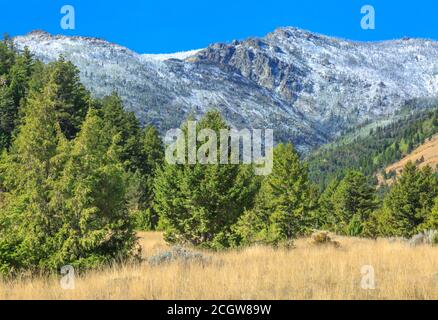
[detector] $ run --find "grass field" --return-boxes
[1,232,437,300]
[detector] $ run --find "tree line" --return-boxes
[307,107,438,189]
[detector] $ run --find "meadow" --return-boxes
[1,232,437,300]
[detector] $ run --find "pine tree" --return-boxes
[52,109,137,268]
[314,179,339,230]
[0,79,66,273]
[45,56,91,139]
[331,170,378,235]
[235,143,312,245]
[134,125,164,230]
[97,93,165,227]
[381,162,438,237]
[0,45,35,150]
[0,86,15,149]
[154,111,258,248]
[0,34,15,76]
[98,93,144,172]
[0,83,137,274]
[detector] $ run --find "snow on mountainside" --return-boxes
[13,28,438,152]
[142,49,202,61]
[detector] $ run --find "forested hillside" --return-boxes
[307,107,438,189]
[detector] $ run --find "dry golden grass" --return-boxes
[377,133,438,185]
[1,232,438,300]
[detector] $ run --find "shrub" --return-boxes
[148,246,209,266]
[409,230,438,246]
[311,231,340,248]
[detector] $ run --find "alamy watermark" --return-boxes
[60,265,75,290]
[60,5,75,30]
[361,5,375,30]
[360,265,376,290]
[164,122,274,176]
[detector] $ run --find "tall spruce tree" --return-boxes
[331,170,378,235]
[53,109,137,268]
[98,93,164,227]
[234,143,312,245]
[0,79,67,273]
[0,81,137,274]
[154,111,258,248]
[134,125,164,230]
[381,162,438,237]
[314,179,339,230]
[45,56,91,139]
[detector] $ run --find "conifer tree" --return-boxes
[331,170,378,235]
[154,111,258,248]
[0,79,66,273]
[134,125,164,230]
[235,143,312,245]
[428,197,438,230]
[381,162,438,237]
[98,93,164,224]
[45,56,91,139]
[52,109,137,268]
[314,179,339,230]
[0,86,15,149]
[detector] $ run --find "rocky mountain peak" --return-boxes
[12,27,438,152]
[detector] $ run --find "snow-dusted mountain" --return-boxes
[13,28,438,152]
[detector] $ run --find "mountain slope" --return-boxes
[307,107,438,188]
[378,133,438,185]
[13,28,438,151]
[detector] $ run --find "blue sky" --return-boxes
[1,1,437,53]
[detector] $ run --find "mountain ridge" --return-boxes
[13,27,438,152]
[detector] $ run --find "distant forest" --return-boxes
[307,107,438,189]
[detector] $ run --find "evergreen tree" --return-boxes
[45,56,91,139]
[0,34,15,76]
[314,179,339,230]
[331,170,378,235]
[428,197,438,230]
[154,111,258,248]
[0,83,137,274]
[98,93,164,226]
[0,80,67,273]
[134,125,164,230]
[235,143,312,245]
[0,86,15,149]
[99,93,142,168]
[381,162,438,237]
[52,109,137,268]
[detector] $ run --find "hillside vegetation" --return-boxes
[307,107,438,189]
[378,133,438,185]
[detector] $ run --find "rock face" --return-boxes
[13,27,438,152]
